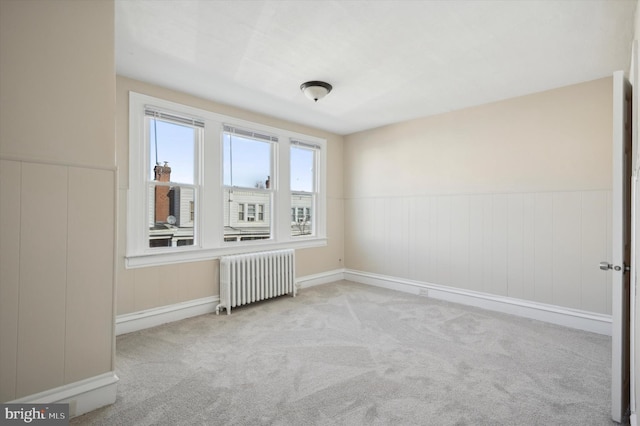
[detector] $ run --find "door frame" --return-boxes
[612,70,632,423]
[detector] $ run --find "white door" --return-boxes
[606,70,632,423]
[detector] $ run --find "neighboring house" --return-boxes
[149,165,313,246]
[223,188,271,242]
[149,163,196,247]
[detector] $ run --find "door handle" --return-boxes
[600,261,613,271]
[600,261,630,272]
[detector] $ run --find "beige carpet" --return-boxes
[72,280,615,425]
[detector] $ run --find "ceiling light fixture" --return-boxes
[300,81,332,102]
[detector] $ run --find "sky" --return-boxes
[150,119,195,184]
[150,118,314,192]
[223,134,271,188]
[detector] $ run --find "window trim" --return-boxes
[126,92,327,268]
[290,141,319,237]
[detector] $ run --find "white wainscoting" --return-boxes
[345,190,613,316]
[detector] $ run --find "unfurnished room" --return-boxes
[1,1,640,425]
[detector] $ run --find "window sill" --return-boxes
[125,238,327,269]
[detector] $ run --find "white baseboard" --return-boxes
[115,268,610,336]
[9,372,118,418]
[344,269,612,336]
[115,270,344,335]
[631,412,637,426]
[116,296,219,336]
[297,269,345,289]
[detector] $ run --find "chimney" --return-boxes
[154,161,171,183]
[154,162,171,223]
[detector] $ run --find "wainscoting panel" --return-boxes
[0,158,117,402]
[450,195,470,290]
[468,195,485,293]
[0,160,22,401]
[345,190,612,315]
[18,163,68,397]
[408,197,430,282]
[533,193,554,306]
[490,194,509,296]
[435,195,452,286]
[580,190,612,314]
[506,194,525,300]
[552,192,583,310]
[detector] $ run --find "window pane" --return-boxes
[223,133,271,188]
[291,193,313,237]
[149,184,195,247]
[149,119,195,184]
[223,188,271,242]
[291,146,314,192]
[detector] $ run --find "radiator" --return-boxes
[216,249,296,315]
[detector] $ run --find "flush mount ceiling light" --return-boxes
[300,81,332,102]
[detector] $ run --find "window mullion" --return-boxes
[201,119,222,248]
[316,143,327,238]
[276,138,291,242]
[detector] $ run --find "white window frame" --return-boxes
[290,140,320,238]
[126,92,327,268]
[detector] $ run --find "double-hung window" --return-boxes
[222,125,274,241]
[127,92,326,267]
[143,109,202,249]
[290,140,319,237]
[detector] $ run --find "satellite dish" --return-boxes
[167,215,176,225]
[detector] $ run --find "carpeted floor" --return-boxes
[72,280,615,425]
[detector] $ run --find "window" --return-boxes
[291,141,319,237]
[247,204,256,222]
[223,125,273,241]
[127,92,327,267]
[146,110,201,248]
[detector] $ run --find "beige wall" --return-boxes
[345,78,612,198]
[116,76,344,315]
[0,0,116,401]
[344,78,613,314]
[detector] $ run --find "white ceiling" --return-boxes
[116,0,637,135]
